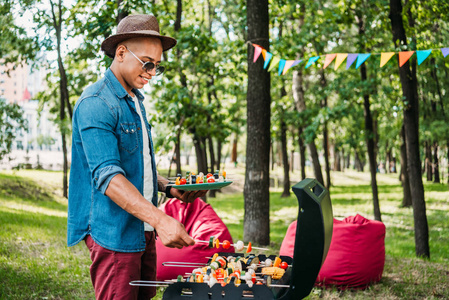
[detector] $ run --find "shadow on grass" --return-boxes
[331,184,403,195]
[0,262,94,299]
[0,173,67,212]
[423,182,449,192]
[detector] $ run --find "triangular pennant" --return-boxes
[399,51,415,67]
[334,53,348,70]
[278,59,286,75]
[441,48,449,58]
[380,52,395,67]
[323,53,337,69]
[305,56,320,69]
[262,49,267,60]
[282,60,295,75]
[416,50,432,65]
[267,56,280,72]
[253,45,262,63]
[291,59,302,68]
[263,52,273,69]
[346,54,358,69]
[356,53,371,69]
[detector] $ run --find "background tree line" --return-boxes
[1,0,448,258]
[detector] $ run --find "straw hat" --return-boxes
[101,14,177,58]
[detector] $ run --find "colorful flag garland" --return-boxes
[252,43,449,75]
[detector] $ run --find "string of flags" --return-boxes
[252,43,449,76]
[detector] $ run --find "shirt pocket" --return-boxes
[120,122,138,153]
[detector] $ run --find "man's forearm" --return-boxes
[105,173,166,228]
[157,174,169,192]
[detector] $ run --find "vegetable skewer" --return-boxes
[196,237,269,252]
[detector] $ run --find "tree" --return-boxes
[0,98,28,161]
[389,0,429,258]
[244,0,271,245]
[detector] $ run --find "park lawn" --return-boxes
[0,170,448,299]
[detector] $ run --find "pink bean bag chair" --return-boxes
[280,214,385,289]
[156,198,234,281]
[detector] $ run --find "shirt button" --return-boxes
[137,127,141,130]
[126,129,129,133]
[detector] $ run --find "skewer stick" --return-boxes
[195,240,269,251]
[162,261,207,267]
[129,280,172,287]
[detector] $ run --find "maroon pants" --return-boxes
[85,232,157,300]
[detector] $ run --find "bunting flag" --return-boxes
[399,51,415,67]
[253,45,262,63]
[263,52,273,69]
[305,56,320,69]
[442,48,449,58]
[267,56,280,72]
[323,53,337,69]
[334,53,348,70]
[250,43,449,76]
[282,60,296,75]
[278,59,286,75]
[356,53,371,69]
[346,54,358,69]
[380,52,395,67]
[416,50,432,65]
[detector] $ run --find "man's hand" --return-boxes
[154,214,195,248]
[170,188,208,203]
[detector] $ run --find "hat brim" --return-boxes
[101,30,177,58]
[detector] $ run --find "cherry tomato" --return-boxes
[175,177,181,185]
[280,261,289,270]
[180,178,187,185]
[222,240,231,249]
[206,173,213,178]
[207,177,215,183]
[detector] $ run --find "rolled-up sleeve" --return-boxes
[74,96,125,194]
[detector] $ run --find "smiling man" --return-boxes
[67,15,206,299]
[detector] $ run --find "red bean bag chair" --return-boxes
[156,198,234,281]
[280,214,386,289]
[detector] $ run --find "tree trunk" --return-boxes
[346,149,351,169]
[298,128,306,180]
[231,136,238,163]
[354,148,364,172]
[319,70,331,189]
[116,0,128,24]
[208,137,217,197]
[389,0,429,258]
[217,140,222,171]
[280,117,290,197]
[292,70,324,186]
[361,64,381,221]
[175,131,181,175]
[208,137,216,172]
[433,142,440,183]
[356,11,381,221]
[400,125,412,207]
[50,0,71,198]
[425,141,433,181]
[334,148,341,171]
[244,0,270,245]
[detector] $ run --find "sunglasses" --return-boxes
[125,46,165,76]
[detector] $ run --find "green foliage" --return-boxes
[0,98,27,160]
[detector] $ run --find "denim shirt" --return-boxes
[67,68,158,252]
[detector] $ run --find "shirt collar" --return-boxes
[105,68,145,102]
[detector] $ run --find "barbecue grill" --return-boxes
[132,178,333,299]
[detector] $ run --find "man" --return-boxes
[67,14,206,299]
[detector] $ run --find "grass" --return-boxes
[0,169,448,299]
